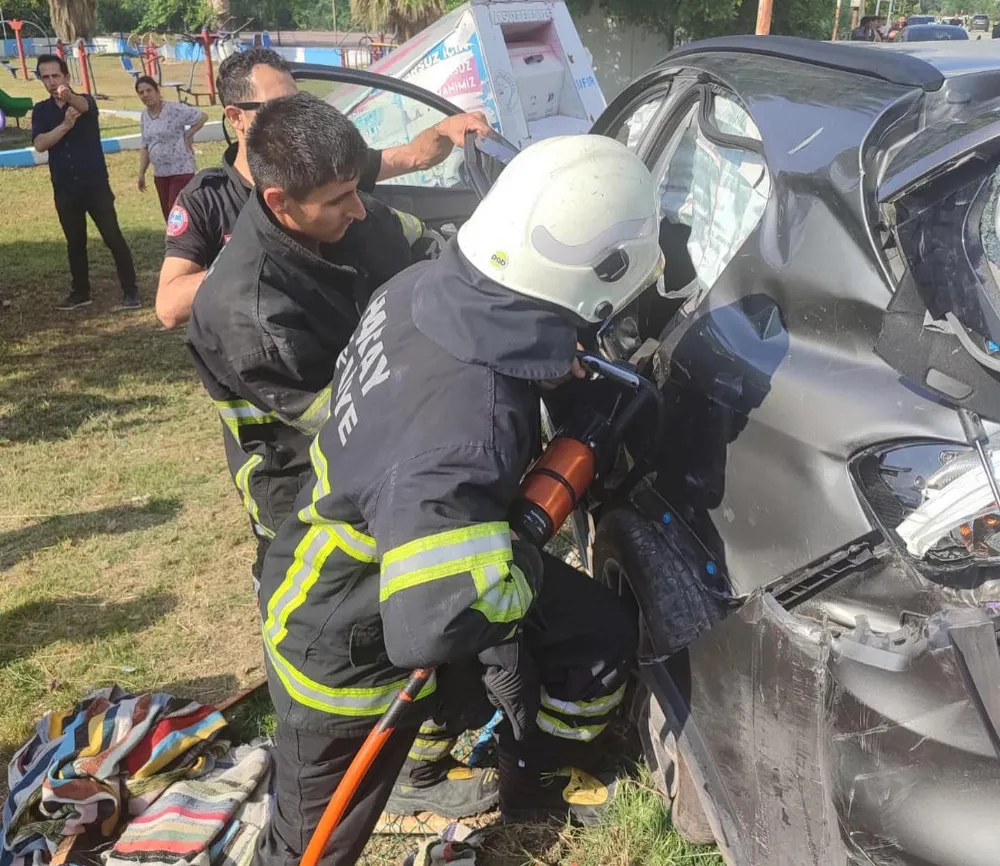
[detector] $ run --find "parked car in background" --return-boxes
[896,23,970,40]
[971,12,991,29]
[905,13,937,24]
[940,15,964,25]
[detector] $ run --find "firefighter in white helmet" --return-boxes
[458,133,664,323]
[253,135,664,866]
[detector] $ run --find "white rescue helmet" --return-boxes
[457,134,664,324]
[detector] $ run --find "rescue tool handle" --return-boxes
[577,351,666,476]
[577,351,643,389]
[298,668,434,866]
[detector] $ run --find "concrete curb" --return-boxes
[0,119,226,169]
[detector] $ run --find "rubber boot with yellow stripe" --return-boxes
[496,732,618,826]
[385,724,498,818]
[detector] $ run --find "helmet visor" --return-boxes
[529,213,658,269]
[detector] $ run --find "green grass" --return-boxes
[0,129,721,864]
[0,137,256,755]
[480,769,726,866]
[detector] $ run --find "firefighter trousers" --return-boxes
[252,552,637,866]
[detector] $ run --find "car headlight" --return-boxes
[852,441,1000,564]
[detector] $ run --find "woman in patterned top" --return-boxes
[136,76,208,219]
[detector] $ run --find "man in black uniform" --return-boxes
[186,92,499,821]
[32,54,140,312]
[254,133,665,866]
[156,48,490,329]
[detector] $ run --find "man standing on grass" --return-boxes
[32,54,140,312]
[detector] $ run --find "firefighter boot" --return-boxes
[385,755,499,818]
[496,734,618,826]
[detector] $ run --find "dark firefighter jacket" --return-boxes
[186,188,417,544]
[257,240,580,735]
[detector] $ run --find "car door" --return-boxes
[587,70,771,359]
[290,63,503,231]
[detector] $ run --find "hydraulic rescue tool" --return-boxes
[299,351,665,866]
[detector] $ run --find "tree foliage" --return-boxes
[30,0,958,44]
[133,0,211,32]
[124,0,356,34]
[568,0,882,42]
[349,0,445,39]
[1,0,53,31]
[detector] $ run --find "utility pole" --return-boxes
[332,0,337,34]
[833,0,843,38]
[756,0,774,34]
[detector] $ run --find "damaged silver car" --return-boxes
[580,36,1000,866]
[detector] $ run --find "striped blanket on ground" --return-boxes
[1,687,229,866]
[106,745,271,866]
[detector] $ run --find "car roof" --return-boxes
[902,23,969,32]
[659,35,1000,91]
[870,40,1000,76]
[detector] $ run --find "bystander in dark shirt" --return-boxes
[31,94,108,193]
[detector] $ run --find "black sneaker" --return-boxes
[56,292,92,311]
[114,294,141,311]
[385,757,499,818]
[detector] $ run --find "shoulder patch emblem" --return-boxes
[166,206,190,237]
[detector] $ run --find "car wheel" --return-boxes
[592,506,727,845]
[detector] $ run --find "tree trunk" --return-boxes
[48,0,96,41]
[210,0,232,26]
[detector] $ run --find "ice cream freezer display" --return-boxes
[328,0,608,187]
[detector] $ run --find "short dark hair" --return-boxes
[134,75,159,92]
[36,54,68,76]
[247,93,368,200]
[217,47,292,107]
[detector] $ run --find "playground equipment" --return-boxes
[74,38,95,95]
[0,86,31,125]
[125,20,249,105]
[356,33,396,66]
[0,17,57,78]
[6,19,29,79]
[143,41,183,92]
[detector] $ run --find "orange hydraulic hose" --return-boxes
[299,668,435,866]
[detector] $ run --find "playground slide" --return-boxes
[0,87,34,120]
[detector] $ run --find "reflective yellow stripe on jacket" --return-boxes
[536,711,607,742]
[234,453,275,539]
[380,522,533,625]
[288,385,332,438]
[390,208,425,245]
[262,438,436,716]
[215,398,279,439]
[540,684,626,718]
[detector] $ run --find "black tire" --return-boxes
[593,506,726,845]
[593,506,726,656]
